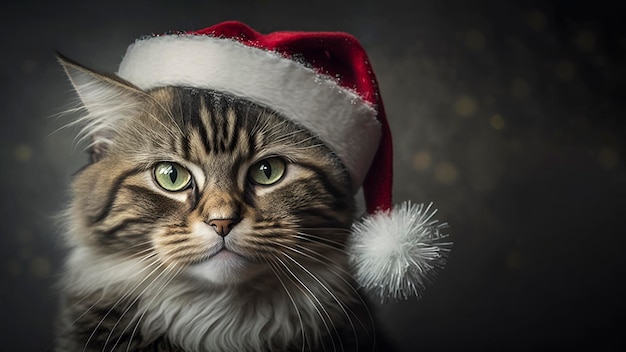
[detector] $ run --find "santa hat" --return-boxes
[117,21,450,301]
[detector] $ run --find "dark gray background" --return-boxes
[1,0,625,351]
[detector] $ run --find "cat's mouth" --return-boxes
[186,242,253,270]
[209,248,246,261]
[187,244,260,284]
[202,242,248,261]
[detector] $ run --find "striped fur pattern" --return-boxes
[55,58,379,351]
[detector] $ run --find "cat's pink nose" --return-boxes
[208,218,238,237]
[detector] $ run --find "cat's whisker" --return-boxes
[262,241,377,347]
[100,247,182,352]
[265,258,307,352]
[51,248,157,325]
[53,243,156,284]
[266,128,305,142]
[274,241,350,277]
[296,226,352,233]
[283,252,359,352]
[50,289,108,350]
[290,242,378,346]
[82,250,170,352]
[291,244,356,282]
[265,129,318,150]
[124,264,183,352]
[142,109,181,142]
[294,232,349,255]
[287,143,327,152]
[268,231,366,344]
[260,123,327,153]
[282,135,320,148]
[250,111,288,137]
[143,93,185,136]
[274,255,342,352]
[278,239,378,347]
[111,261,183,352]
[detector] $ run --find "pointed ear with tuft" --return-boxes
[57,53,146,162]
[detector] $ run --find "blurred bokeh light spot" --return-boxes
[412,150,432,171]
[30,257,51,278]
[576,30,596,52]
[455,95,477,117]
[597,147,619,170]
[491,114,505,130]
[14,144,32,162]
[511,78,530,99]
[434,161,458,184]
[527,10,547,32]
[555,60,576,81]
[465,29,486,51]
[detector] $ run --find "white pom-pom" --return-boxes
[349,201,452,302]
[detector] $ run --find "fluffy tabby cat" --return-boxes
[54,55,392,352]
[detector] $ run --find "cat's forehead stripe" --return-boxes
[169,90,250,159]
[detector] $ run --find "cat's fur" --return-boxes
[55,57,390,351]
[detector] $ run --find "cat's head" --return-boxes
[59,55,356,287]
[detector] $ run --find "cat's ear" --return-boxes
[57,53,145,162]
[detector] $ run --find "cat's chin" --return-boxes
[186,249,261,285]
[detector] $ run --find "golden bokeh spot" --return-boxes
[511,78,530,99]
[454,95,477,117]
[491,114,505,130]
[30,257,51,278]
[507,250,524,270]
[434,162,458,185]
[14,144,33,162]
[555,60,576,81]
[527,10,547,32]
[412,151,432,171]
[597,147,619,170]
[576,30,596,52]
[465,30,486,51]
[6,261,23,277]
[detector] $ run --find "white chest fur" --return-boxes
[64,247,355,351]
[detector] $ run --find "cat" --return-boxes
[54,55,393,352]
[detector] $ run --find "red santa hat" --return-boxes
[117,21,450,301]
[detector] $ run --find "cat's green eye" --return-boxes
[154,162,192,192]
[249,158,286,186]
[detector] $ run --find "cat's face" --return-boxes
[64,61,356,287]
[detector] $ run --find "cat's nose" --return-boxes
[207,218,238,237]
